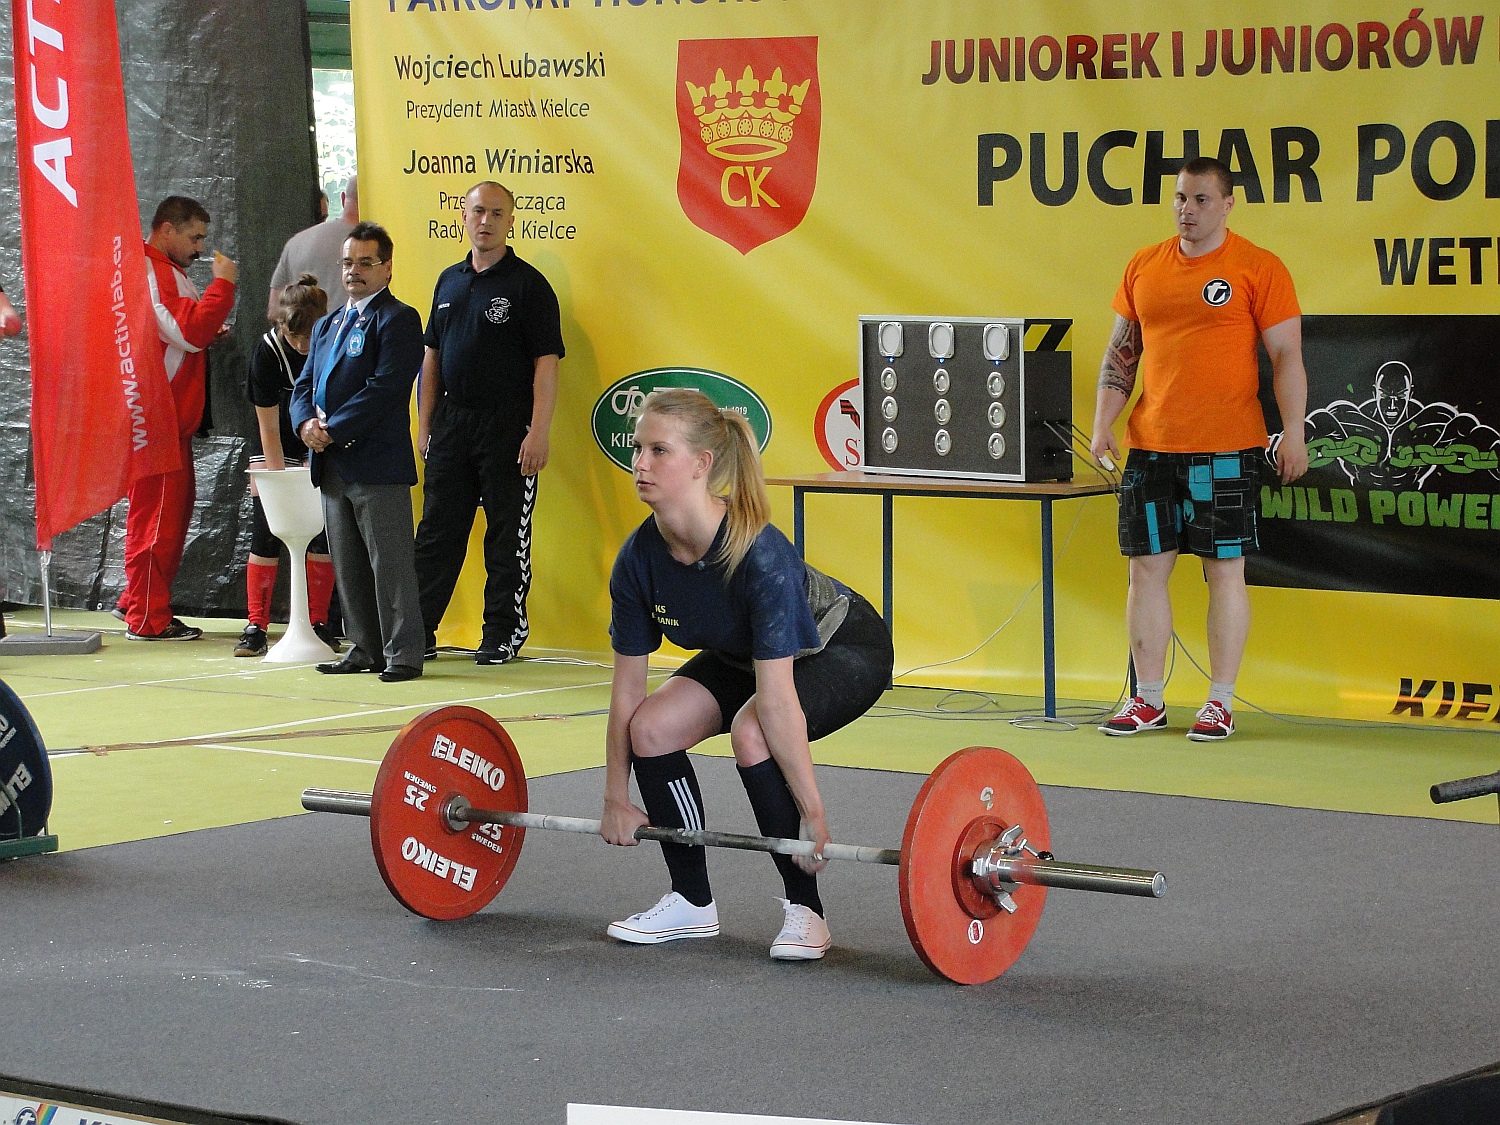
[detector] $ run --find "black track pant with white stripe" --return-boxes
[631,750,713,907]
[414,400,534,654]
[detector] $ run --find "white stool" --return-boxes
[247,466,337,663]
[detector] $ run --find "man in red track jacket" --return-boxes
[119,196,238,640]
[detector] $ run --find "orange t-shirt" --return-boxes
[1111,229,1300,453]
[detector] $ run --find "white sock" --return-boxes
[1137,680,1165,709]
[1209,681,1235,710]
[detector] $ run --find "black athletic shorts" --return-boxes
[1117,448,1262,559]
[672,592,893,740]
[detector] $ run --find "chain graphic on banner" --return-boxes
[1308,437,1500,473]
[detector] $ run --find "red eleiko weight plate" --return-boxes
[898,746,1051,985]
[370,706,529,920]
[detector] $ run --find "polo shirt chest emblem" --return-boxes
[1202,279,1232,306]
[484,296,512,324]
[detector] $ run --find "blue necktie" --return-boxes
[314,306,357,412]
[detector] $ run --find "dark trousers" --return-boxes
[414,401,535,653]
[320,470,425,671]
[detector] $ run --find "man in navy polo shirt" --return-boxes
[414,181,566,665]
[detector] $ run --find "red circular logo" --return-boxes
[814,378,862,470]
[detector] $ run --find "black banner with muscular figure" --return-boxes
[1251,315,1500,599]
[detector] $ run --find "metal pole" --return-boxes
[881,492,893,639]
[40,549,54,637]
[302,789,1167,898]
[793,487,805,557]
[1040,498,1055,718]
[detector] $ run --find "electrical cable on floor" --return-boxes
[46,707,613,758]
[1151,630,1500,737]
[891,578,1041,682]
[1008,676,1131,731]
[413,648,623,674]
[872,652,1134,732]
[524,654,617,670]
[888,498,1125,731]
[872,685,1120,723]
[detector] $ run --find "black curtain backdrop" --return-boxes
[0,0,319,616]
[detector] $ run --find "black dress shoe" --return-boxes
[317,656,379,675]
[378,665,422,683]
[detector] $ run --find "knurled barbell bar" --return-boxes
[301,705,1166,985]
[1430,769,1500,806]
[1430,769,1500,828]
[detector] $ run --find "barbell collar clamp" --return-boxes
[971,839,1166,898]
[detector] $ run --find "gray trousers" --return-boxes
[320,470,424,671]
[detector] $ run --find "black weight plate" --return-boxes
[0,677,52,840]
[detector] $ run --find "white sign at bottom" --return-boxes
[568,1105,910,1125]
[2,1093,174,1125]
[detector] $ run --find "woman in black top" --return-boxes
[600,389,893,961]
[235,273,335,656]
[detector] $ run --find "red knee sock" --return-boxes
[306,558,335,626]
[246,561,278,630]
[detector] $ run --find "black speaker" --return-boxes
[859,316,1073,482]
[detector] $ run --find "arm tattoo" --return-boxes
[1099,318,1142,396]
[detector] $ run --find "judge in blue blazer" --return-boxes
[290,221,426,682]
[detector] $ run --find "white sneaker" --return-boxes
[606,892,719,944]
[769,899,831,961]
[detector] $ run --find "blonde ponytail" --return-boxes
[637,389,769,577]
[711,408,770,575]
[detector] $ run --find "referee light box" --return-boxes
[858,315,1073,482]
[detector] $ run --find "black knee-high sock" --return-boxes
[631,751,712,907]
[737,758,823,917]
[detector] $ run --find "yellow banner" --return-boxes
[352,0,1500,727]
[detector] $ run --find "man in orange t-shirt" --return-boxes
[1089,157,1308,742]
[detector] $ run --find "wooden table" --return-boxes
[766,471,1116,717]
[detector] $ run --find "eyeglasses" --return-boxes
[339,257,385,270]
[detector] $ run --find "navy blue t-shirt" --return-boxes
[424,248,565,418]
[610,516,843,663]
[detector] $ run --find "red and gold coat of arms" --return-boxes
[676,37,821,255]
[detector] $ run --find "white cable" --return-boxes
[893,499,1090,681]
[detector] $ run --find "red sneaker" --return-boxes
[1099,697,1168,735]
[1188,700,1235,741]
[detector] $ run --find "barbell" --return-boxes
[302,705,1166,985]
[1430,769,1500,806]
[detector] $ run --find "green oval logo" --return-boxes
[591,367,773,471]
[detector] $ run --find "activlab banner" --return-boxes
[10,0,176,546]
[353,1,1500,723]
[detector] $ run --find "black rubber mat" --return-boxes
[1,759,1496,1125]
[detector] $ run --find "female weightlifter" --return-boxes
[600,389,894,960]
